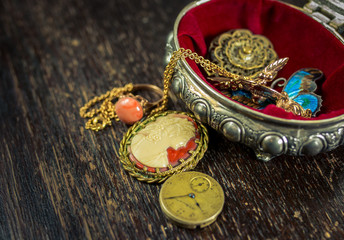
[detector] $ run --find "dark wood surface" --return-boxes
[1,0,344,239]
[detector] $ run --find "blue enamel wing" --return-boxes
[281,68,323,116]
[207,61,323,117]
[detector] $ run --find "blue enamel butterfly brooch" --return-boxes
[208,58,323,118]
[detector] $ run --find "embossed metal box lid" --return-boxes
[166,0,344,161]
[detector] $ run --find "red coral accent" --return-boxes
[147,167,156,173]
[167,138,198,166]
[135,161,144,169]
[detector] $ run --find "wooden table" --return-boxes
[1,0,343,239]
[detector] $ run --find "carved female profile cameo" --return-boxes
[119,111,208,183]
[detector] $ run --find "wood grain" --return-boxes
[1,0,344,239]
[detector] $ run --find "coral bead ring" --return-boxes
[80,83,164,131]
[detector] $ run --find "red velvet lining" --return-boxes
[177,0,344,120]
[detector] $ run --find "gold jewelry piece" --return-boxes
[80,83,164,131]
[159,171,224,228]
[119,111,208,183]
[208,29,278,77]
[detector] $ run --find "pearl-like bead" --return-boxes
[115,97,143,125]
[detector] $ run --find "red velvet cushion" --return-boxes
[177,0,344,120]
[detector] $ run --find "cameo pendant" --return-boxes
[119,111,208,183]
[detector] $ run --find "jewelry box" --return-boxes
[166,0,344,161]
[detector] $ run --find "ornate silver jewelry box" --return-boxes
[165,0,344,161]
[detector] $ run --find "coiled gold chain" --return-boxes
[150,48,237,115]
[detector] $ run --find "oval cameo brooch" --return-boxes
[119,111,208,183]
